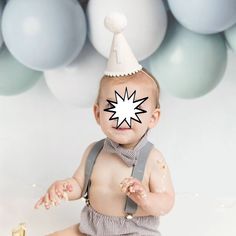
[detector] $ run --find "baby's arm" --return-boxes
[34,142,95,209]
[121,150,175,216]
[144,151,175,216]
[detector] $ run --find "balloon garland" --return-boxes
[0,0,235,102]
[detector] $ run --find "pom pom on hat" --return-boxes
[104,12,142,77]
[104,12,127,34]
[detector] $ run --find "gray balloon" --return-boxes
[0,0,4,48]
[225,23,236,52]
[2,0,87,71]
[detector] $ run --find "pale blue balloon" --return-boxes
[225,23,236,52]
[0,46,41,96]
[168,0,236,34]
[2,0,87,71]
[149,16,227,99]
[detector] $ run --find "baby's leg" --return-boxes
[46,224,85,236]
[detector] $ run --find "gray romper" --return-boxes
[79,139,161,236]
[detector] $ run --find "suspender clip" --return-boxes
[125,213,133,219]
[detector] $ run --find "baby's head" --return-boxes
[94,13,161,148]
[94,68,161,148]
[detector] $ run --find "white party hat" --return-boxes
[104,12,142,77]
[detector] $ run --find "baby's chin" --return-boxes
[108,135,139,148]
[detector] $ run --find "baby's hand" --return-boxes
[34,181,73,210]
[120,177,148,207]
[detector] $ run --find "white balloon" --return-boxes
[44,41,107,108]
[87,0,167,61]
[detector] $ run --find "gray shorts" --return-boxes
[79,205,161,236]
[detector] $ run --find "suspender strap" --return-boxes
[81,139,105,198]
[124,141,153,215]
[81,139,153,216]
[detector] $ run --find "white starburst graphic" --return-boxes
[104,87,148,128]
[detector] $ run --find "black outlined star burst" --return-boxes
[104,87,148,128]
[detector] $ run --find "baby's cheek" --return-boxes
[138,115,150,127]
[102,111,112,121]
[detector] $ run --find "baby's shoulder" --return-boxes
[80,141,97,163]
[147,146,166,166]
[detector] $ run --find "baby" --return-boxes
[34,13,175,236]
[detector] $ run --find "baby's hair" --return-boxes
[96,67,160,109]
[141,67,160,109]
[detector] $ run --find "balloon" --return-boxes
[0,46,41,96]
[163,0,170,11]
[87,0,167,61]
[2,0,87,70]
[44,40,107,108]
[225,23,236,52]
[168,0,236,34]
[149,16,227,99]
[140,58,151,71]
[0,0,4,48]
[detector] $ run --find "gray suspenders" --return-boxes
[124,141,153,216]
[81,139,105,199]
[81,139,153,217]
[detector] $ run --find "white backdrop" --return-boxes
[0,50,236,235]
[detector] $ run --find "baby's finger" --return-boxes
[54,194,62,205]
[129,182,142,192]
[34,196,45,209]
[120,177,135,189]
[62,191,69,201]
[48,185,60,205]
[48,185,56,200]
[121,178,140,193]
[120,177,134,186]
[58,183,70,201]
[130,183,147,198]
[44,193,51,209]
[55,184,65,199]
[56,184,68,200]
[121,182,135,194]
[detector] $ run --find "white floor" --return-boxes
[1,185,236,236]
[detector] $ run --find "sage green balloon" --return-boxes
[0,46,41,95]
[149,16,227,99]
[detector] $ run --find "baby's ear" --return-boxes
[93,104,100,125]
[149,108,160,128]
